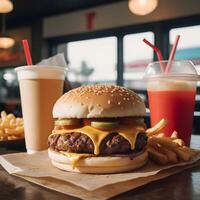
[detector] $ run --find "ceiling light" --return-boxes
[0,0,13,13]
[128,0,158,16]
[0,36,15,48]
[0,14,15,48]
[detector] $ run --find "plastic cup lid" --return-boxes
[143,60,200,82]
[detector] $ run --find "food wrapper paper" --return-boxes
[37,53,68,68]
[0,150,200,200]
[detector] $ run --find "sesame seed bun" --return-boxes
[53,85,146,118]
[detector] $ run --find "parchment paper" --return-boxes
[15,160,200,200]
[0,151,200,199]
[37,53,68,68]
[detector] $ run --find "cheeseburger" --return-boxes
[48,85,148,174]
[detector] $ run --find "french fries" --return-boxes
[148,137,179,150]
[175,148,191,162]
[148,146,168,165]
[181,146,198,157]
[155,133,165,138]
[173,139,185,147]
[158,145,178,164]
[171,131,178,139]
[146,125,198,165]
[0,111,24,141]
[146,118,168,136]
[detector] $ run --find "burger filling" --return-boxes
[48,117,147,156]
[49,131,147,155]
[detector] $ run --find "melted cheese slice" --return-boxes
[60,151,95,169]
[51,125,145,155]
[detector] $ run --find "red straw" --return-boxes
[165,35,180,73]
[143,38,165,72]
[22,40,33,65]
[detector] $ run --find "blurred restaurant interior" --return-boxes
[0,0,200,133]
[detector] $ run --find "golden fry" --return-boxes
[16,118,23,126]
[148,146,168,165]
[146,119,168,136]
[7,124,17,129]
[1,121,9,128]
[158,145,178,163]
[0,130,4,136]
[9,118,16,126]
[8,136,19,140]
[175,148,191,162]
[181,146,198,157]
[16,126,24,132]
[173,139,185,147]
[148,137,178,150]
[0,136,4,141]
[155,133,165,138]
[0,126,4,131]
[147,129,198,165]
[5,128,23,136]
[0,134,7,140]
[16,118,23,122]
[0,110,24,141]
[1,111,7,120]
[148,142,178,164]
[7,113,15,119]
[171,131,178,139]
[6,114,15,124]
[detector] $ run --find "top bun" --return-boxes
[53,85,146,118]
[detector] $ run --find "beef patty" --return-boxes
[48,131,147,155]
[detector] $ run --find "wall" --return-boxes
[43,0,200,38]
[0,26,31,67]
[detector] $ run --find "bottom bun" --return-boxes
[48,148,148,174]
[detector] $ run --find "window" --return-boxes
[170,25,200,74]
[123,32,154,89]
[58,37,117,86]
[0,68,21,115]
[0,69,19,100]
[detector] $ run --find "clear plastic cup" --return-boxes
[15,65,66,153]
[144,60,200,146]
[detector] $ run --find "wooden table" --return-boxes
[0,135,200,200]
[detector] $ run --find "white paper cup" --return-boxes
[15,65,66,153]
